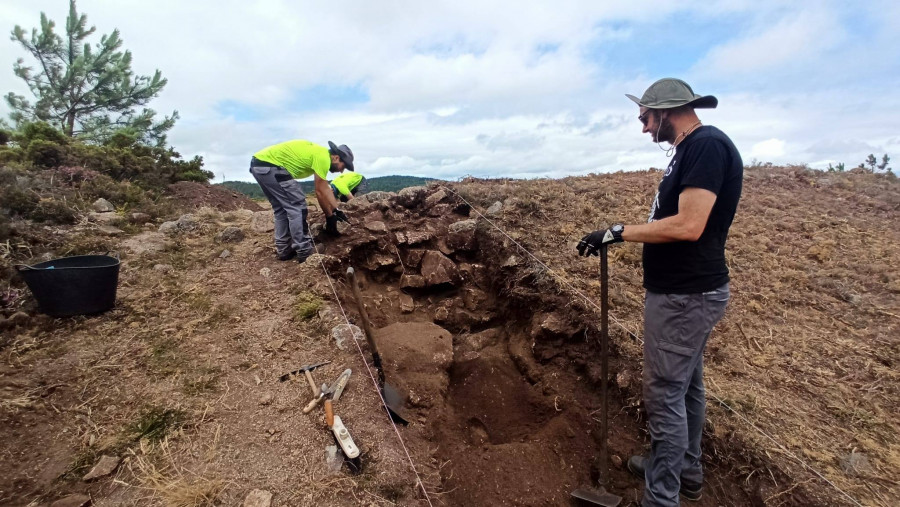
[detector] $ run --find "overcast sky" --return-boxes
[1,1,898,182]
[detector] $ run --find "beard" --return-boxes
[330,161,341,172]
[653,115,677,144]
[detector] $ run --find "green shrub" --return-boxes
[25,139,68,168]
[0,187,39,217]
[31,198,79,224]
[0,146,24,165]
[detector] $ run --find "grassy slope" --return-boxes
[451,167,900,506]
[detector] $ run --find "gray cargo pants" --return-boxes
[249,164,314,258]
[642,284,729,507]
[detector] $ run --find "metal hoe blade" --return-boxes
[571,487,621,506]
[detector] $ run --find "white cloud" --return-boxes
[0,1,897,182]
[751,138,786,159]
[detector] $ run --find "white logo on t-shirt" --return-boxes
[648,192,659,222]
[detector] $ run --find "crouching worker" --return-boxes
[331,171,367,203]
[323,172,367,235]
[249,140,353,263]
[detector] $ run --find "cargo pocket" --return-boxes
[279,179,307,206]
[655,340,696,383]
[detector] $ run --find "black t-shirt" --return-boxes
[642,125,743,294]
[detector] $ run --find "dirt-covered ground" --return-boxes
[0,167,897,506]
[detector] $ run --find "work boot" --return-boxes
[277,250,297,261]
[627,455,702,502]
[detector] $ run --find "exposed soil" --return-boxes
[0,167,897,507]
[165,181,264,212]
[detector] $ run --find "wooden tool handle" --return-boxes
[324,399,334,428]
[302,395,323,414]
[304,370,320,396]
[346,267,383,371]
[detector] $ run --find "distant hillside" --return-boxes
[219,175,435,199]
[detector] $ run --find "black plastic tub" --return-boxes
[16,254,120,317]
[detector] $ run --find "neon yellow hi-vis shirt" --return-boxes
[253,140,330,180]
[332,172,364,196]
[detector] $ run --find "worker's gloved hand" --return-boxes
[325,214,340,236]
[333,209,349,223]
[577,224,624,257]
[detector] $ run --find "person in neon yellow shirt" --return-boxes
[249,140,354,262]
[331,171,367,202]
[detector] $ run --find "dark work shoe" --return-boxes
[277,250,297,261]
[627,456,703,502]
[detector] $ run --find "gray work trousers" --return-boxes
[642,284,730,507]
[249,165,313,257]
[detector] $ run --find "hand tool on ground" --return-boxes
[278,360,331,398]
[571,244,622,506]
[346,267,411,425]
[303,369,351,414]
[320,369,361,472]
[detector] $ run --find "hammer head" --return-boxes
[298,360,330,372]
[278,360,331,382]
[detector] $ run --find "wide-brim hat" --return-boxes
[328,141,354,171]
[626,78,718,110]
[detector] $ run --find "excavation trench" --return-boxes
[321,188,767,506]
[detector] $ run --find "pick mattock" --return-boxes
[571,244,622,506]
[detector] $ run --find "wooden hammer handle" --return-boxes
[324,399,334,428]
[302,395,323,414]
[304,370,320,397]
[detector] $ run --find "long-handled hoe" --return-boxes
[571,244,622,506]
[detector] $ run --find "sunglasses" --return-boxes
[638,110,653,126]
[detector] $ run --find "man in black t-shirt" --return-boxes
[577,78,743,507]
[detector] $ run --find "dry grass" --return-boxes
[129,431,226,507]
[451,167,900,506]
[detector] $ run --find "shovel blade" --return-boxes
[383,382,410,425]
[571,487,622,506]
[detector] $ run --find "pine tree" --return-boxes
[5,0,177,146]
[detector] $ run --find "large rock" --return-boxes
[159,214,199,236]
[447,219,477,251]
[120,231,172,255]
[400,274,425,289]
[88,211,123,225]
[83,454,121,481]
[250,211,274,233]
[393,186,427,208]
[216,226,245,243]
[486,201,503,216]
[420,251,460,286]
[363,191,393,203]
[424,188,448,207]
[405,230,433,245]
[92,198,115,212]
[129,212,151,224]
[363,221,388,233]
[243,489,273,507]
[402,249,426,268]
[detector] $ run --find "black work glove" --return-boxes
[333,208,349,223]
[577,224,624,257]
[325,214,340,236]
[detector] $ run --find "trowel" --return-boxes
[571,244,622,506]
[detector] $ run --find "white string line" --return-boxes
[310,237,434,506]
[442,185,864,507]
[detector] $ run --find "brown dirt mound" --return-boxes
[165,181,264,212]
[1,168,897,507]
